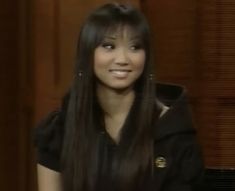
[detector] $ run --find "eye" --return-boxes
[101,42,115,50]
[130,44,143,51]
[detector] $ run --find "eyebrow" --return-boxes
[103,35,142,41]
[103,36,117,40]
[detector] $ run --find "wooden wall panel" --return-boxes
[197,0,235,168]
[141,0,235,169]
[141,0,198,83]
[17,0,37,189]
[0,0,20,190]
[216,99,235,167]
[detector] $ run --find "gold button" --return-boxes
[155,156,167,168]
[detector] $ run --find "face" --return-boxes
[94,27,145,92]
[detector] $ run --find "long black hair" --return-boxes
[61,3,161,191]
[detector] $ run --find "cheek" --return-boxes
[133,52,146,72]
[94,48,114,65]
[94,49,108,74]
[94,49,104,67]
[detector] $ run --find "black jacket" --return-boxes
[152,83,204,191]
[34,83,205,191]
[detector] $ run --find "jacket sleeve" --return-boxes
[33,110,64,171]
[162,134,205,191]
[33,92,69,171]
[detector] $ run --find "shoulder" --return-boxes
[33,91,69,155]
[34,110,65,152]
[154,82,194,139]
[34,91,69,171]
[34,110,65,171]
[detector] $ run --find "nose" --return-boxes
[114,48,130,65]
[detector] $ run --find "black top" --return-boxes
[34,83,205,191]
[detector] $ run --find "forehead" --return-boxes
[103,25,141,40]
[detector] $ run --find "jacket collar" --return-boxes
[154,82,196,141]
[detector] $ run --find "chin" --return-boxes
[112,85,132,92]
[105,82,135,92]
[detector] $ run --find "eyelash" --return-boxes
[101,42,143,51]
[102,43,114,50]
[130,44,142,50]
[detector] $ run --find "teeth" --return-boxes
[110,70,130,78]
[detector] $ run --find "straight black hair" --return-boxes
[61,3,161,191]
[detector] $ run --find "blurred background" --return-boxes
[0,0,234,190]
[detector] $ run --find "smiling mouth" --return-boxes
[109,69,131,78]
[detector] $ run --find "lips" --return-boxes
[109,69,131,78]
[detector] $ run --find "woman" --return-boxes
[34,3,204,191]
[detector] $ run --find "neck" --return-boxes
[96,84,135,119]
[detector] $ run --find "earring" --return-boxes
[149,74,154,80]
[73,71,83,79]
[78,71,83,77]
